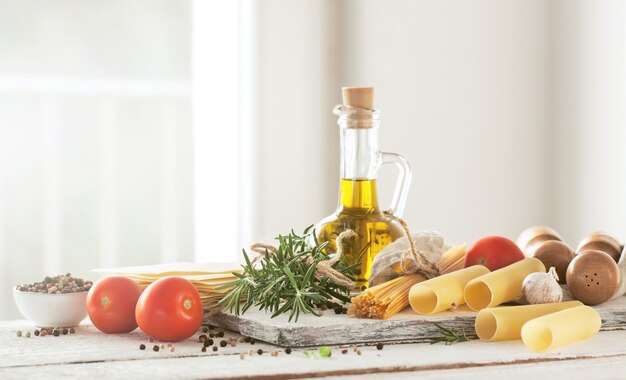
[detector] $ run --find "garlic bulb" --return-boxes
[522,267,563,304]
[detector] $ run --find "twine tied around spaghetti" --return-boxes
[250,230,358,289]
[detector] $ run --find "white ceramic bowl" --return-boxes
[13,289,88,327]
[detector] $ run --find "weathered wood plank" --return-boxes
[205,297,626,347]
[2,324,626,380]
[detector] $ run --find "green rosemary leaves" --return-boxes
[217,226,357,322]
[429,322,469,345]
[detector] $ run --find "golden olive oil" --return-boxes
[316,179,405,288]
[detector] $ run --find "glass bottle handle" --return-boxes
[379,152,412,217]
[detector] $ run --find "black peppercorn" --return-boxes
[208,333,215,338]
[212,346,218,352]
[285,347,292,355]
[203,340,211,348]
[250,338,256,345]
[202,327,208,333]
[257,349,263,355]
[207,338,214,346]
[139,344,146,350]
[376,343,384,350]
[243,336,251,343]
[341,349,348,354]
[153,345,160,352]
[220,340,227,347]
[69,328,75,334]
[217,331,224,337]
[34,330,40,336]
[53,330,60,337]
[201,347,207,352]
[62,329,68,335]
[199,334,207,342]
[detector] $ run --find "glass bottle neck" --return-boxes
[337,122,381,211]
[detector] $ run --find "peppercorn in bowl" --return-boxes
[13,274,92,327]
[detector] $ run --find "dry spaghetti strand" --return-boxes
[349,243,467,319]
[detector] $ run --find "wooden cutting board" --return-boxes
[205,297,626,347]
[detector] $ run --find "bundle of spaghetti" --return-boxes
[437,243,467,274]
[348,274,426,319]
[349,243,467,319]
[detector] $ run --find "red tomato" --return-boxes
[87,276,143,333]
[135,276,203,341]
[464,236,525,271]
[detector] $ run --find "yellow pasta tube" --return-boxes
[409,265,489,314]
[464,258,546,311]
[521,305,601,352]
[475,300,583,341]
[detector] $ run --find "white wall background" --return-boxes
[1,0,625,319]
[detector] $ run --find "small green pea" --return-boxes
[319,346,332,357]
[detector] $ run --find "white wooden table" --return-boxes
[1,319,625,379]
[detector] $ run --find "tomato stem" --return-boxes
[101,295,110,306]
[184,299,192,310]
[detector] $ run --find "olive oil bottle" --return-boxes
[315,87,412,289]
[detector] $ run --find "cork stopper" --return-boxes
[342,87,374,109]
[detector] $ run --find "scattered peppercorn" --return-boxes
[212,346,218,352]
[219,340,227,347]
[149,338,154,342]
[271,351,278,357]
[170,347,175,352]
[341,349,348,354]
[240,353,246,360]
[376,343,384,350]
[257,349,263,355]
[53,330,60,337]
[208,333,215,338]
[160,344,165,350]
[285,347,292,355]
[16,330,22,337]
[334,307,343,314]
[62,329,68,335]
[153,345,160,352]
[199,335,207,343]
[167,343,172,347]
[238,337,245,343]
[201,347,207,353]
[34,330,40,336]
[203,340,211,348]
[202,327,209,333]
[217,331,224,338]
[319,346,332,357]
[207,339,214,346]
[139,344,146,350]
[243,336,251,343]
[69,328,75,334]
[25,332,31,338]
[40,331,47,337]
[247,349,254,356]
[250,338,256,345]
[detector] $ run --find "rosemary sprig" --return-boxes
[429,322,469,345]
[217,226,357,322]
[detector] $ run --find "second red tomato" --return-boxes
[135,276,203,342]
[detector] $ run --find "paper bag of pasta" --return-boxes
[368,231,451,287]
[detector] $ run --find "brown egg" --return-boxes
[566,250,620,305]
[516,226,563,253]
[577,232,622,262]
[528,240,574,284]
